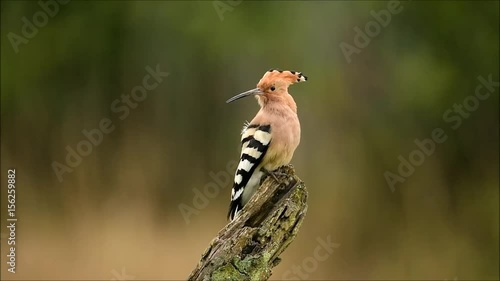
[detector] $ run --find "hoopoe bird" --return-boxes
[226,69,307,221]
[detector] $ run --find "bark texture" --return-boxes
[188,165,308,281]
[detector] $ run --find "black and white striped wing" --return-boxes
[228,124,272,220]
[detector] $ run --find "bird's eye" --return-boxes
[270,86,276,91]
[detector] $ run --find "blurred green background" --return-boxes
[1,0,499,280]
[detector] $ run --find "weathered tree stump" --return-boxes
[188,165,308,281]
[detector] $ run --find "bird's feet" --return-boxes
[261,167,289,182]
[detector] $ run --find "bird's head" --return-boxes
[226,69,307,106]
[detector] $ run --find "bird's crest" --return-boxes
[258,69,307,88]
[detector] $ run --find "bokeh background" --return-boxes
[1,1,499,280]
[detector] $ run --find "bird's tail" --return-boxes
[227,193,242,221]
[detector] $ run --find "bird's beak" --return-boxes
[226,88,263,103]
